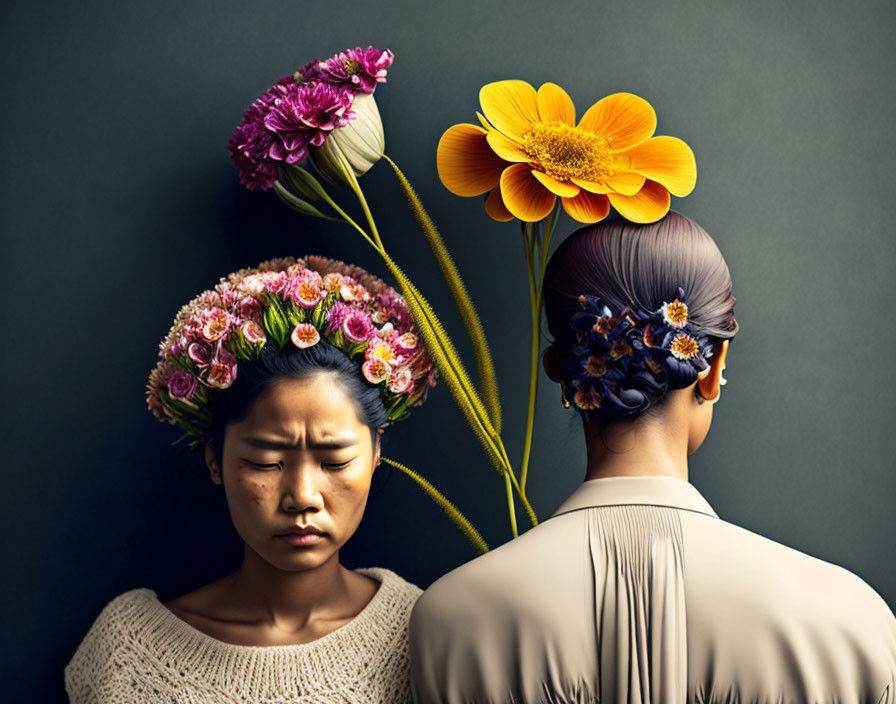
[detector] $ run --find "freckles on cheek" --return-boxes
[233,475,274,508]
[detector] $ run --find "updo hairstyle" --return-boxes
[542,211,738,422]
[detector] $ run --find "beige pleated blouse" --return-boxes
[409,476,896,704]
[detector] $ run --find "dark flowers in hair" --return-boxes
[558,289,713,417]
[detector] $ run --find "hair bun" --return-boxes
[552,291,711,418]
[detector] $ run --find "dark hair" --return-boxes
[543,211,738,421]
[206,339,389,465]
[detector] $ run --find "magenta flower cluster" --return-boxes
[147,256,435,446]
[228,46,394,191]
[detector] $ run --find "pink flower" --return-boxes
[241,320,266,344]
[238,296,263,321]
[340,281,371,302]
[393,332,419,351]
[168,369,198,400]
[343,310,376,343]
[188,342,211,366]
[362,358,390,384]
[205,346,238,389]
[366,338,398,366]
[313,46,394,94]
[194,307,232,342]
[388,367,413,394]
[168,337,186,356]
[264,82,355,165]
[375,288,413,332]
[291,323,320,349]
[228,75,299,191]
[206,364,236,389]
[326,302,352,332]
[287,269,326,308]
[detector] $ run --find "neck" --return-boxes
[226,546,353,625]
[583,392,691,482]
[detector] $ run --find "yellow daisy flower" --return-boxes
[437,80,697,224]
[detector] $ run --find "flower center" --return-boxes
[342,60,362,75]
[521,122,615,183]
[669,334,699,360]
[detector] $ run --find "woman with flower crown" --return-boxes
[65,255,436,703]
[409,212,896,703]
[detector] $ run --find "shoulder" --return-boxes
[411,518,576,640]
[354,566,422,630]
[71,588,160,644]
[64,589,161,699]
[684,517,896,688]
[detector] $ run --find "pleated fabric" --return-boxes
[587,506,687,704]
[409,476,896,704]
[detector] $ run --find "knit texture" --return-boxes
[65,567,421,704]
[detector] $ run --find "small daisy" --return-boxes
[660,298,688,328]
[669,333,699,360]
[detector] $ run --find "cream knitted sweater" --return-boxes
[65,567,422,704]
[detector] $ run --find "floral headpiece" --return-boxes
[146,256,437,447]
[553,287,713,416]
[228,45,393,191]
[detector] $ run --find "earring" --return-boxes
[695,384,720,405]
[561,387,571,408]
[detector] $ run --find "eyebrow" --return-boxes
[242,437,358,451]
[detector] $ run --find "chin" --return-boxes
[250,538,341,572]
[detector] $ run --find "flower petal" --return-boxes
[486,130,531,162]
[571,177,612,194]
[603,170,647,196]
[619,136,697,197]
[532,170,580,197]
[484,187,514,222]
[499,163,556,221]
[577,93,657,151]
[437,123,508,196]
[479,80,540,140]
[536,82,575,126]
[607,179,671,223]
[476,111,492,131]
[562,190,610,223]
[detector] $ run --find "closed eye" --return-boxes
[240,458,283,471]
[323,459,355,470]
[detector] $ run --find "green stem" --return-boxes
[382,457,489,555]
[329,141,385,251]
[278,178,377,249]
[519,202,560,495]
[503,471,519,538]
[506,465,538,527]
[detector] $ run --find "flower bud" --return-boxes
[310,92,385,184]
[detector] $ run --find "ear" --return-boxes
[697,339,729,401]
[373,428,383,468]
[204,440,223,485]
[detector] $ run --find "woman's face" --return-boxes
[207,373,379,572]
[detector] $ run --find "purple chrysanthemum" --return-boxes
[264,82,355,165]
[228,76,298,191]
[313,46,394,94]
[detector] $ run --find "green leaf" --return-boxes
[347,339,370,358]
[284,164,325,201]
[263,297,289,348]
[285,300,305,327]
[273,181,342,221]
[311,298,329,328]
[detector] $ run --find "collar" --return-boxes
[550,475,719,520]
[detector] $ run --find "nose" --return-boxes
[280,462,325,514]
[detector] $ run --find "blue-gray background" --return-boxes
[3,0,893,700]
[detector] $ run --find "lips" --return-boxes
[275,525,327,547]
[277,526,325,536]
